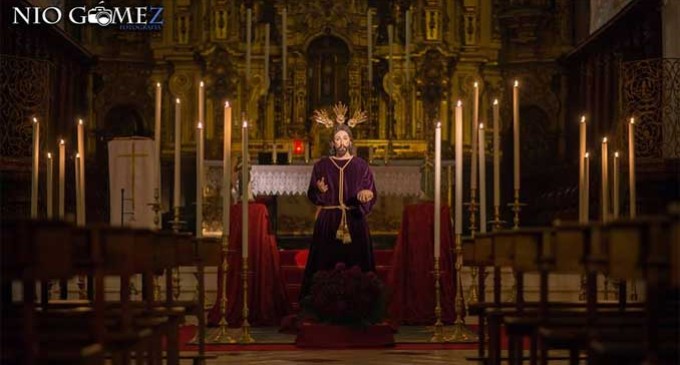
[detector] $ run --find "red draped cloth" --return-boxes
[387,202,458,325]
[207,202,290,326]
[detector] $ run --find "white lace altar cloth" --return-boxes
[249,164,422,196]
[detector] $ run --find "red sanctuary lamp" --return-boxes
[293,139,304,155]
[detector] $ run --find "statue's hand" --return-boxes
[357,189,374,203]
[316,177,329,193]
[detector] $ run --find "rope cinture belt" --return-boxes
[324,156,353,244]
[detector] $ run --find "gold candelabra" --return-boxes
[212,234,236,343]
[430,257,445,342]
[239,260,254,343]
[171,206,184,300]
[150,188,163,301]
[466,188,478,305]
[506,189,525,303]
[444,234,478,343]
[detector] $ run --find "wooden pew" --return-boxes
[1,220,105,365]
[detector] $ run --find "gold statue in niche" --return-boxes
[425,10,439,41]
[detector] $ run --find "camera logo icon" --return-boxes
[87,3,112,26]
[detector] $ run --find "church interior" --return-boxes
[1,0,679,364]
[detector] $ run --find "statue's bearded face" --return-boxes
[333,130,351,157]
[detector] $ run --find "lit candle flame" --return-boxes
[514,80,519,87]
[603,137,608,143]
[200,81,204,87]
[436,121,441,128]
[78,119,83,125]
[156,82,160,87]
[243,121,248,128]
[581,115,586,123]
[198,122,203,129]
[474,81,478,88]
[630,117,635,124]
[47,152,52,159]
[585,152,590,158]
[493,99,498,105]
[615,151,619,158]
[176,98,180,104]
[59,139,65,145]
[479,123,484,129]
[457,100,462,107]
[225,101,230,107]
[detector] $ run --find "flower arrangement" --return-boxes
[300,263,387,327]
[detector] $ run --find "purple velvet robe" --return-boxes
[300,156,377,300]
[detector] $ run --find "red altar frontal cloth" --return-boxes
[387,202,458,325]
[207,202,290,326]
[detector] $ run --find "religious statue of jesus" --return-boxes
[299,102,378,300]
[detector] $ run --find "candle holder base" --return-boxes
[444,320,478,343]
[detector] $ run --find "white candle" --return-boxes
[493,99,500,209]
[58,139,65,219]
[196,121,204,237]
[174,98,182,210]
[282,7,287,82]
[242,120,249,259]
[305,142,310,163]
[479,123,487,233]
[388,24,394,75]
[46,152,53,219]
[579,115,587,223]
[246,8,252,84]
[155,82,162,200]
[77,119,86,225]
[367,9,372,85]
[471,82,479,192]
[455,100,463,235]
[198,81,204,130]
[584,152,590,220]
[223,102,232,237]
[405,8,411,83]
[601,137,609,223]
[613,151,619,219]
[628,118,636,218]
[434,121,441,258]
[512,80,520,191]
[31,117,39,218]
[264,23,270,87]
[75,153,81,225]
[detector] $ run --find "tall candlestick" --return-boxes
[196,121,204,237]
[174,98,182,210]
[223,102,232,236]
[512,80,520,191]
[455,101,463,235]
[613,151,620,219]
[31,117,39,218]
[434,121,441,258]
[282,7,287,83]
[579,115,587,223]
[242,120,249,259]
[222,101,231,236]
[246,8,252,84]
[77,119,86,225]
[493,99,500,209]
[304,142,310,164]
[584,152,590,220]
[46,152,53,219]
[75,153,81,225]
[271,141,277,164]
[601,137,609,223]
[471,82,479,191]
[155,82,162,202]
[479,123,487,233]
[405,8,411,83]
[264,23,270,87]
[628,118,636,218]
[367,9,372,85]
[387,24,394,75]
[58,139,65,219]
